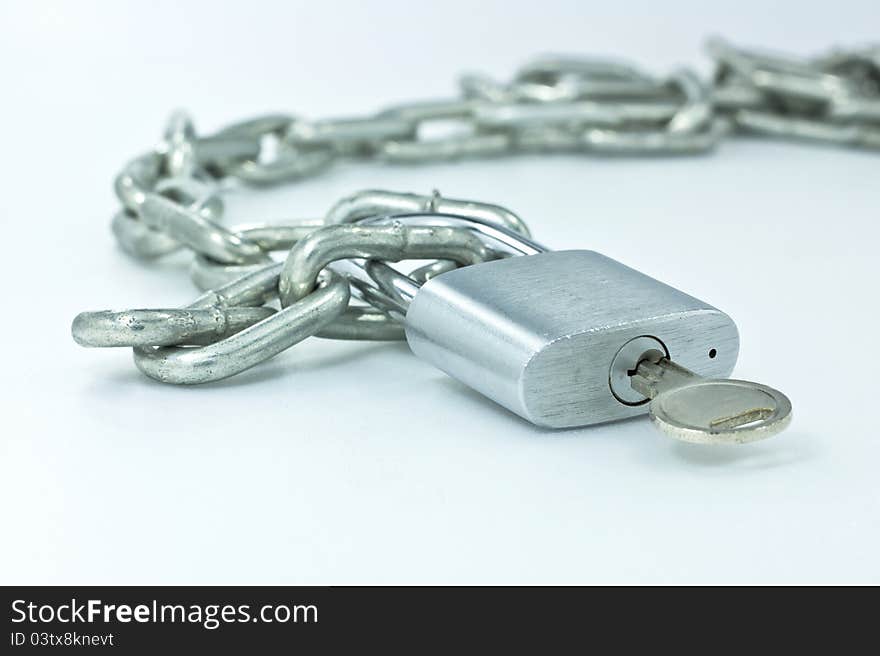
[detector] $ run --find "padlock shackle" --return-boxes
[332,213,547,319]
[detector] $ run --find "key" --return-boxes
[629,353,792,444]
[339,231,792,442]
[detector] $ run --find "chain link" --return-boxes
[72,38,880,384]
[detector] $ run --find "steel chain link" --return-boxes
[73,38,880,383]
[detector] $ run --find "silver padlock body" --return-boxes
[404,250,739,428]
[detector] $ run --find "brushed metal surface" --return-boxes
[404,250,739,428]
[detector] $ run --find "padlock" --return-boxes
[342,218,791,444]
[404,249,739,428]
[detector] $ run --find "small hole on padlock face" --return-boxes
[708,348,717,359]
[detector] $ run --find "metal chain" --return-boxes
[73,38,880,383]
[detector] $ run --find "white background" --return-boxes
[2,0,878,584]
